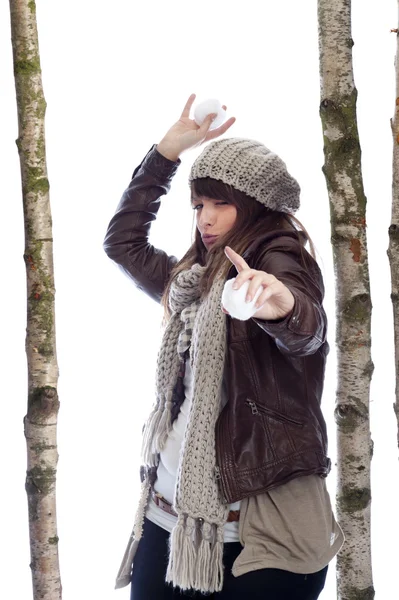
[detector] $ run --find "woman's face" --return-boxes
[191,195,238,251]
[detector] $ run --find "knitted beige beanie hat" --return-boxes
[189,138,300,214]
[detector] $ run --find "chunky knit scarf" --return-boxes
[131,263,229,593]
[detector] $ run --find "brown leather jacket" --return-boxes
[104,146,331,504]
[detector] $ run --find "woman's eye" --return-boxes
[192,205,202,211]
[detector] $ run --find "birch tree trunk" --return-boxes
[389,7,399,450]
[318,2,374,599]
[9,1,62,598]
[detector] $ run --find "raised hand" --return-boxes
[223,246,295,321]
[157,94,236,162]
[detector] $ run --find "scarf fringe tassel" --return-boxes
[141,391,173,466]
[166,516,224,593]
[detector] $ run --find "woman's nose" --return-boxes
[199,206,215,227]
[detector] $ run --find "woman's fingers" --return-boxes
[240,273,276,302]
[225,246,274,288]
[178,95,235,144]
[206,116,236,141]
[224,246,250,273]
[196,112,217,138]
[254,281,280,308]
[181,93,196,119]
[224,246,278,302]
[245,273,267,302]
[223,246,294,318]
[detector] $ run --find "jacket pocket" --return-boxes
[245,399,304,427]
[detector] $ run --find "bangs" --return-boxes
[191,178,236,204]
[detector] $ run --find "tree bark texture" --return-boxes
[389,6,399,451]
[9,1,62,598]
[318,1,374,599]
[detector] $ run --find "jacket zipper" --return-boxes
[215,411,234,503]
[214,465,229,503]
[247,400,260,415]
[245,399,303,427]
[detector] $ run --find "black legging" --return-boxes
[130,518,328,600]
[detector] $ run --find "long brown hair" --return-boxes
[161,177,315,318]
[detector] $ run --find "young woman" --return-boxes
[104,94,344,600]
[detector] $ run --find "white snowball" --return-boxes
[221,279,263,321]
[193,99,226,131]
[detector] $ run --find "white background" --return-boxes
[1,1,398,598]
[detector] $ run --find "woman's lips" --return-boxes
[202,235,218,246]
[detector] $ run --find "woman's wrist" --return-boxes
[156,140,181,163]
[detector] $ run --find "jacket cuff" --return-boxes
[253,288,322,340]
[135,145,181,182]
[253,301,295,336]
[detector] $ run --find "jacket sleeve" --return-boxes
[252,238,328,357]
[103,145,180,303]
